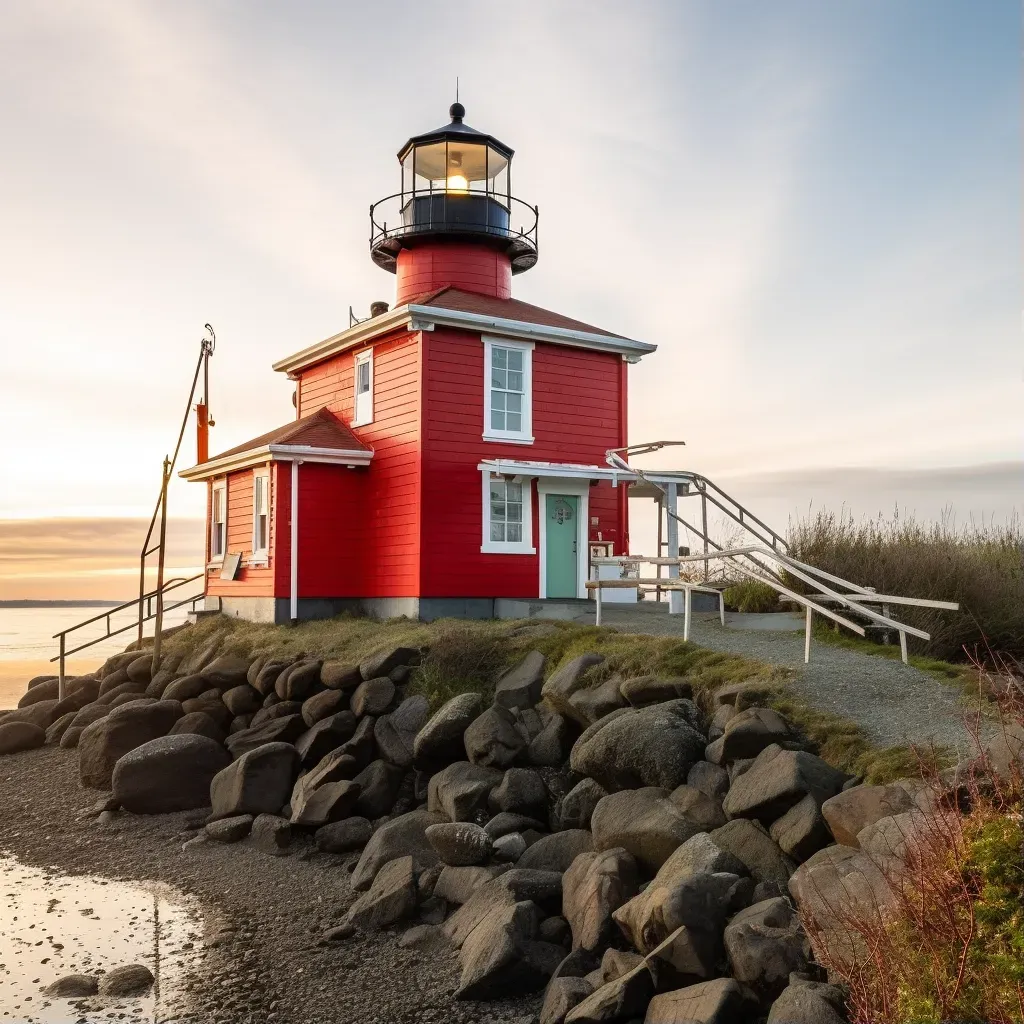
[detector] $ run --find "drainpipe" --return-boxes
[290,461,299,623]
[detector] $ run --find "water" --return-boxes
[0,855,203,1022]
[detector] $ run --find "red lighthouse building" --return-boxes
[182,104,661,622]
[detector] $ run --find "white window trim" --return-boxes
[352,348,374,427]
[251,468,270,564]
[537,477,590,599]
[209,480,227,564]
[480,470,536,555]
[482,336,534,444]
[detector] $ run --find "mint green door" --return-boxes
[545,494,579,598]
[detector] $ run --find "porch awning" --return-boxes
[477,459,691,494]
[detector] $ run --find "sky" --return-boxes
[0,0,1019,600]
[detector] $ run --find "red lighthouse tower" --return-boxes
[182,104,659,623]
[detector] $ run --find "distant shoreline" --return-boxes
[0,600,127,608]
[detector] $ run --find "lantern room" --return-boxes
[370,102,539,299]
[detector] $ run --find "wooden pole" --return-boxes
[151,458,169,674]
[683,586,692,641]
[655,496,664,602]
[899,631,908,664]
[701,489,709,582]
[58,633,66,703]
[804,606,812,664]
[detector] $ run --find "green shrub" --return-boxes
[722,578,779,614]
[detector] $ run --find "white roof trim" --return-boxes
[477,459,691,490]
[271,302,656,374]
[180,443,373,481]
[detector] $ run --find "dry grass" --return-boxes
[788,508,1024,663]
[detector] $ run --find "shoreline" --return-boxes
[0,659,105,710]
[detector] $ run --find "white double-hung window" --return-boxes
[210,481,226,561]
[480,472,535,554]
[252,469,270,561]
[353,349,373,426]
[483,337,533,444]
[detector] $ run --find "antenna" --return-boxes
[456,76,459,104]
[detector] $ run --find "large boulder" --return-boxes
[540,976,594,1024]
[494,651,546,710]
[464,704,527,768]
[563,848,639,952]
[709,819,796,888]
[984,721,1024,779]
[723,897,810,1002]
[591,788,704,874]
[209,742,299,819]
[645,978,748,1023]
[350,677,396,718]
[5,699,59,730]
[225,714,306,759]
[619,675,693,707]
[570,700,707,793]
[252,660,291,696]
[426,822,493,866]
[161,674,210,703]
[251,700,303,729]
[723,744,848,826]
[169,711,226,744]
[350,808,445,891]
[434,864,508,904]
[567,676,629,728]
[17,677,60,707]
[294,712,358,768]
[644,922,721,990]
[767,977,848,1023]
[706,707,794,765]
[347,855,417,933]
[563,962,654,1023]
[490,767,548,819]
[222,685,262,717]
[315,816,373,854]
[527,712,572,767]
[50,681,101,720]
[373,695,430,767]
[201,654,252,690]
[769,793,833,861]
[45,712,77,746]
[78,700,183,788]
[351,758,405,819]
[556,778,608,832]
[518,830,595,874]
[820,782,916,847]
[359,645,418,681]
[275,660,322,701]
[320,660,362,690]
[541,653,604,718]
[669,785,727,832]
[413,692,485,769]
[427,761,502,822]
[112,734,230,813]
[0,721,45,755]
[289,777,361,828]
[443,870,565,947]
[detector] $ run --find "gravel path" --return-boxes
[0,746,537,1024]
[596,604,991,758]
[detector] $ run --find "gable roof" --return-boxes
[272,288,656,375]
[179,408,372,481]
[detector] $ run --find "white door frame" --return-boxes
[537,478,590,599]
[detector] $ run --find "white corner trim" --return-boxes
[480,469,536,555]
[290,460,299,621]
[537,478,591,600]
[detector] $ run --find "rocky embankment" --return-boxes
[2,630,1019,1024]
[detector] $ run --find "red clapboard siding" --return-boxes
[206,463,275,597]
[420,326,628,598]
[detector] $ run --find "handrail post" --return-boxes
[804,607,813,664]
[151,457,170,674]
[701,490,709,582]
[58,633,66,702]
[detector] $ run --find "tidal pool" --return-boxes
[0,854,205,1022]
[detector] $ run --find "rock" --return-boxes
[444,870,566,946]
[181,689,231,727]
[125,655,154,684]
[464,703,527,768]
[18,677,60,707]
[645,977,748,1023]
[770,794,833,861]
[169,711,226,744]
[222,685,261,716]
[250,700,303,728]
[490,767,548,818]
[857,806,939,863]
[352,758,405,819]
[527,712,572,767]
[315,816,373,853]
[97,668,130,695]
[567,675,629,727]
[563,848,639,952]
[78,700,183,788]
[294,712,358,768]
[570,700,707,792]
[426,822,493,866]
[201,654,252,689]
[205,815,253,843]
[984,721,1024,779]
[541,653,605,717]
[108,692,155,712]
[351,808,445,891]
[44,973,99,996]
[541,915,571,945]
[252,660,291,696]
[723,744,848,826]
[4,699,59,730]
[708,703,736,741]
[68,705,111,733]
[94,682,147,707]
[435,864,507,903]
[321,660,362,690]
[359,645,418,680]
[645,923,721,989]
[706,706,793,765]
[162,674,211,703]
[541,976,594,1024]
[767,977,848,1023]
[209,742,299,818]
[348,855,418,932]
[225,714,306,759]
[494,832,527,861]
[591,788,703,874]
[686,761,730,801]
[599,948,645,983]
[374,695,430,767]
[45,711,77,746]
[820,782,916,847]
[98,963,154,996]
[350,677,396,717]
[251,813,291,855]
[519,829,595,873]
[50,681,101,720]
[413,692,485,768]
[494,650,546,709]
[246,657,266,687]
[724,897,810,1001]
[335,714,377,768]
[551,947,602,983]
[619,675,693,707]
[112,734,229,813]
[275,660,322,701]
[428,761,503,821]
[709,819,796,888]
[669,785,727,831]
[563,962,654,1023]
[486,811,547,839]
[0,721,45,754]
[657,831,749,880]
[556,779,608,832]
[290,777,361,827]
[398,923,454,952]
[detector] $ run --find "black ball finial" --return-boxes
[450,102,465,122]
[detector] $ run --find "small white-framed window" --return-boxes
[353,349,373,426]
[210,480,226,561]
[252,469,270,560]
[482,337,533,444]
[480,471,535,554]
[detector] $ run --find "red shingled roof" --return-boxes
[410,286,626,339]
[209,408,371,462]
